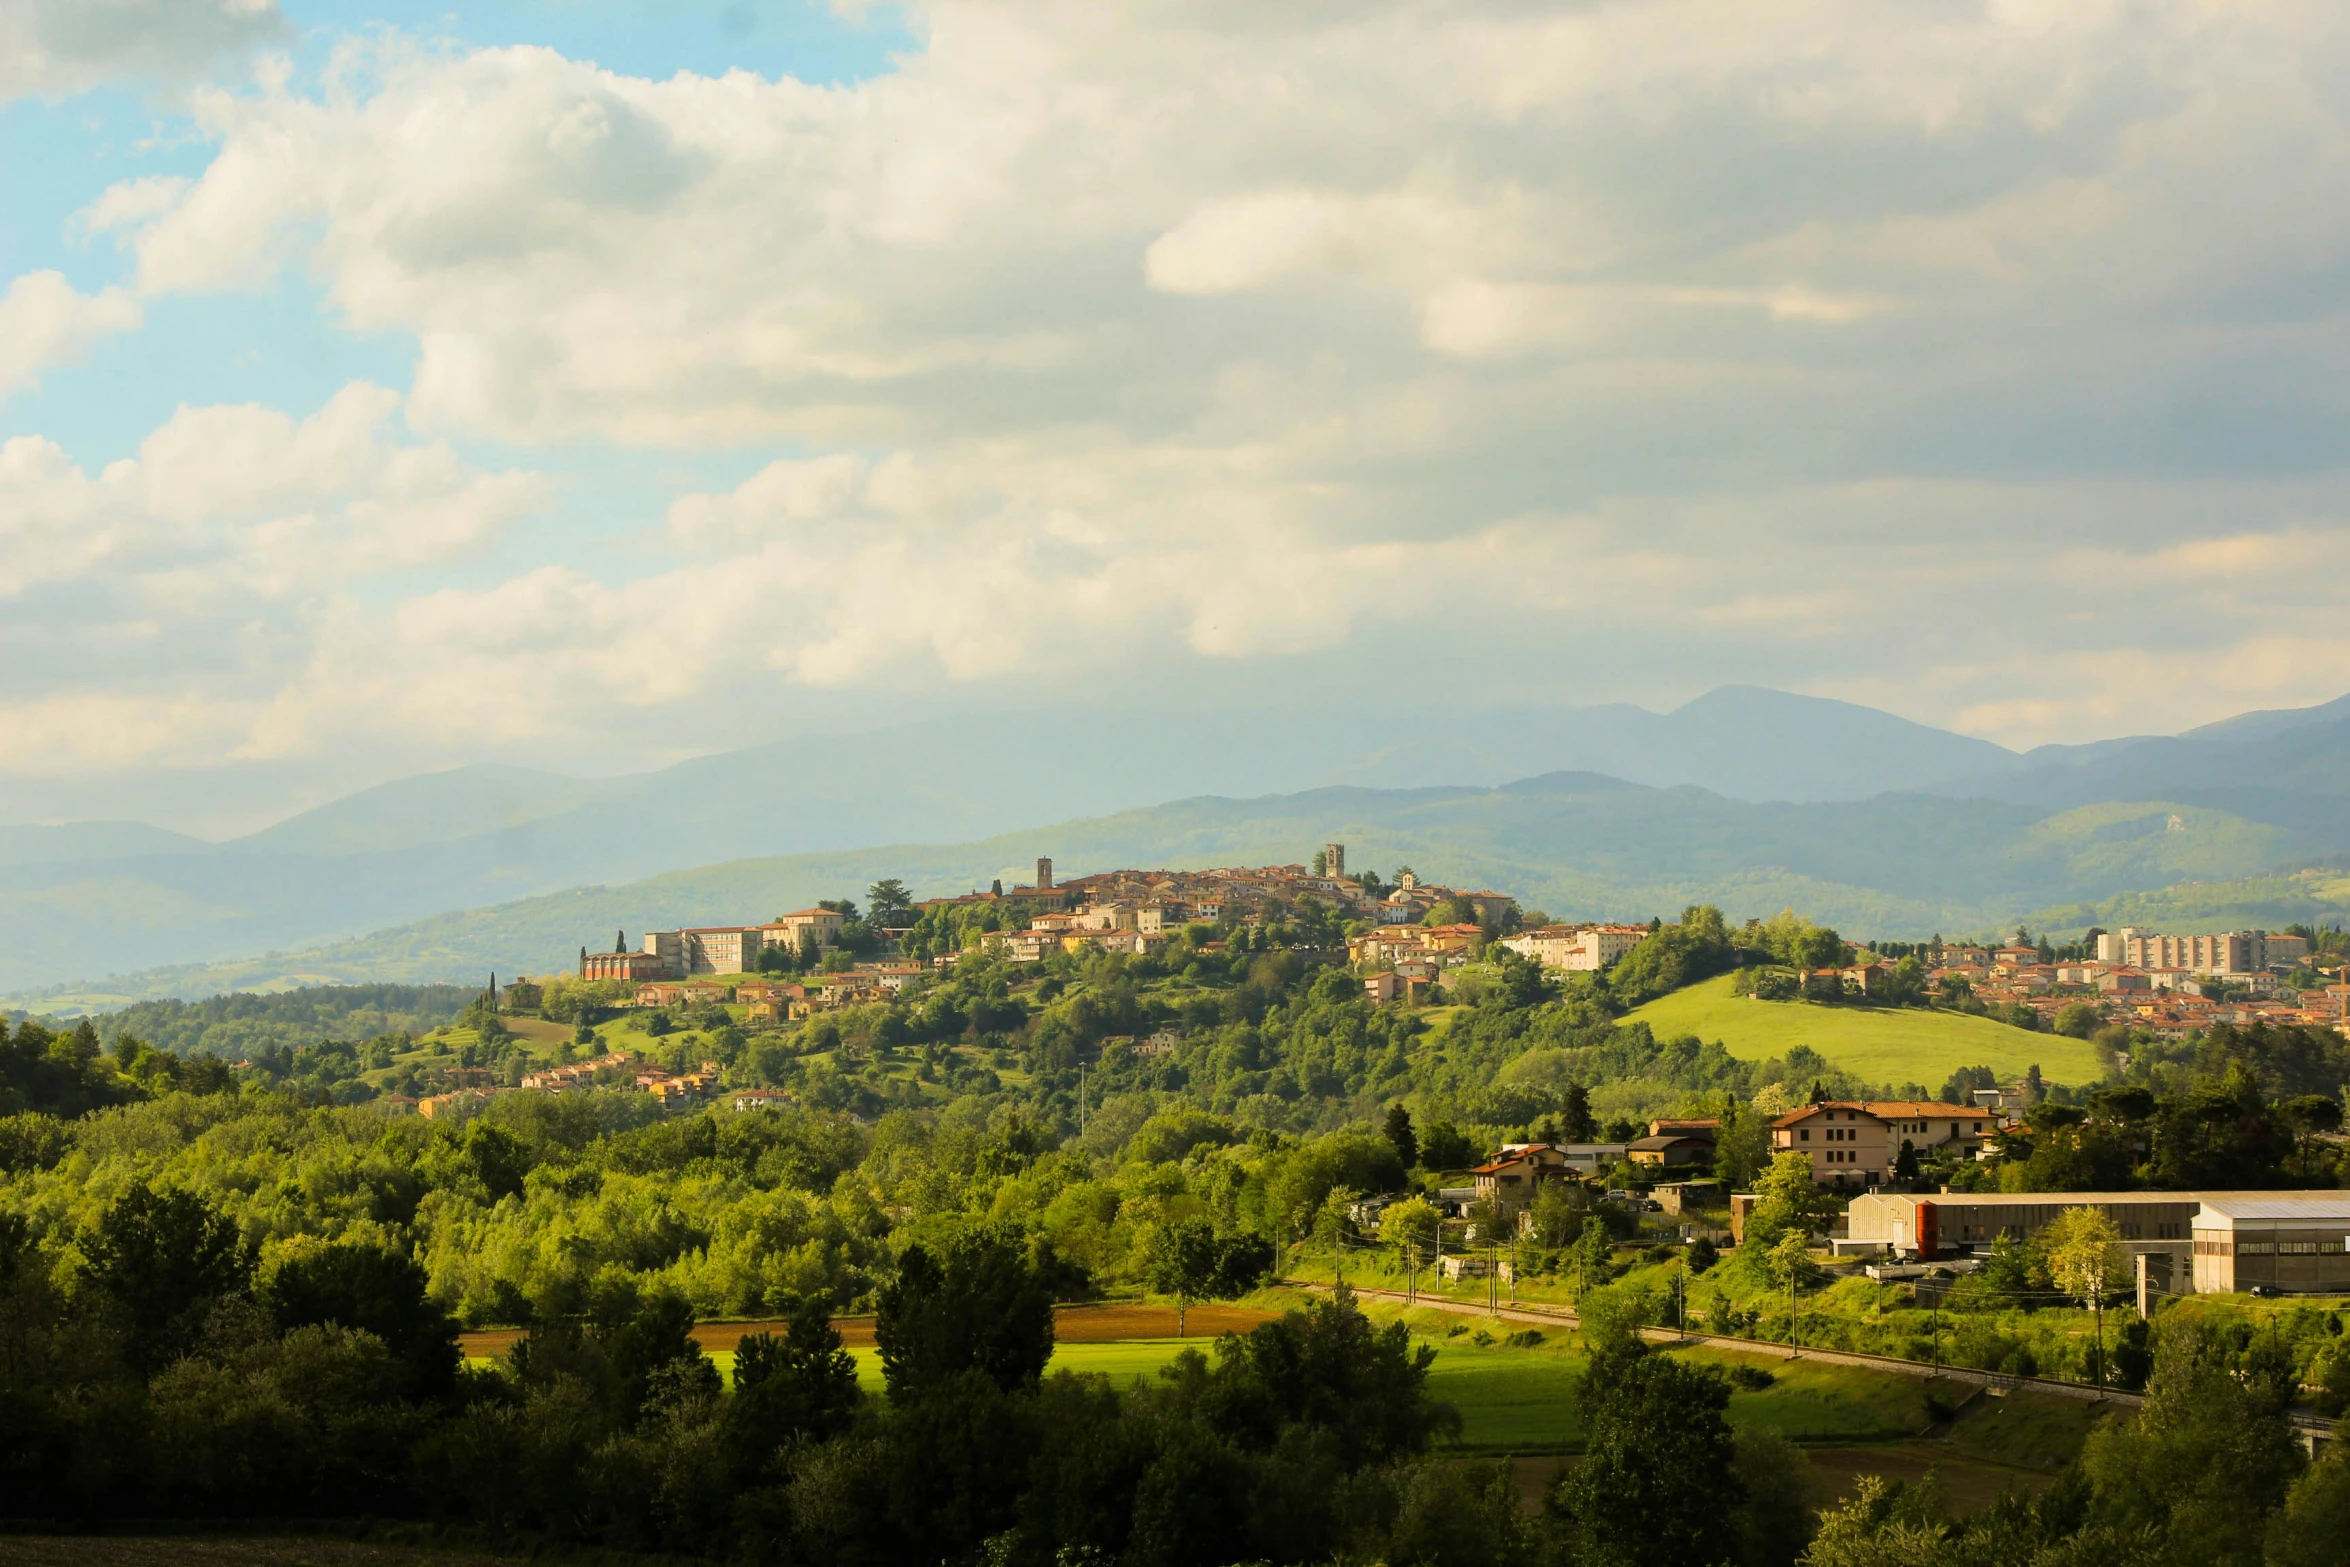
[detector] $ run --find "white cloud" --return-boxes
[0,272,141,397]
[0,387,547,769]
[667,453,870,549]
[0,0,282,101]
[79,175,194,239]
[124,1,2199,443]
[22,1,2350,783]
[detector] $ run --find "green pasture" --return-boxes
[497,1319,1961,1457]
[1623,972,2101,1086]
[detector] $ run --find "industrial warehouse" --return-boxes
[1842,1188,2350,1297]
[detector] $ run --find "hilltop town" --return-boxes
[575,847,1520,1005]
[290,849,2329,1131]
[574,848,2349,1050]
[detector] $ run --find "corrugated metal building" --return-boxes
[1845,1188,2350,1294]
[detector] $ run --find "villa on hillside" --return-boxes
[1770,1100,2000,1188]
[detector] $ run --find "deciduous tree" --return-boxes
[80,1184,251,1373]
[876,1227,1053,1398]
[1551,1347,1740,1567]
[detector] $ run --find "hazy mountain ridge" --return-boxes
[0,822,212,868]
[11,684,2350,1001]
[30,772,2349,1008]
[0,688,2037,991]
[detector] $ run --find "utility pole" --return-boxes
[2092,1272,2105,1391]
[1788,1269,1799,1358]
[1078,1062,1086,1139]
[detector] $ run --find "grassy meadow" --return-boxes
[691,1324,1941,1454]
[1623,972,2101,1085]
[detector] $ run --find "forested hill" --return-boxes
[31,770,2350,1004]
[78,984,480,1057]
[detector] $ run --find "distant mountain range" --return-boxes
[13,684,2350,1003]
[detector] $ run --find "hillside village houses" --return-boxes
[1909,925,2341,1041]
[580,850,1527,1006]
[390,847,1522,1121]
[570,864,2349,1044]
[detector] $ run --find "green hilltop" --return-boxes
[1623,971,2102,1088]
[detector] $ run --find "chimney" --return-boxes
[1324,843,1346,878]
[1037,856,1053,890]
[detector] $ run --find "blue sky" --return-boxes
[7,2,2350,834]
[5,4,911,438]
[1,2,908,588]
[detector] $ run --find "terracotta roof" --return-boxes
[1770,1101,1870,1128]
[1773,1099,1987,1129]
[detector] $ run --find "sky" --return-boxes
[9,1,2350,835]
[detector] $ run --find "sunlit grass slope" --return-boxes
[1624,973,2101,1087]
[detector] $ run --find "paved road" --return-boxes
[1297,1279,2338,1446]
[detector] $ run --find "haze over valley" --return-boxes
[17,683,2350,1002]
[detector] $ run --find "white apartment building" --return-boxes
[1500,923,1650,972]
[2093,927,2306,974]
[630,907,848,978]
[635,927,760,976]
[682,927,761,974]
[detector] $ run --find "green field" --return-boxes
[1624,973,2102,1087]
[699,1328,1935,1455]
[791,1316,1933,1455]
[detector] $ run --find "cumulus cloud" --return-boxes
[0,0,282,100]
[217,458,2350,771]
[109,1,2335,450]
[21,0,2350,780]
[0,382,547,598]
[0,387,547,769]
[0,272,141,398]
